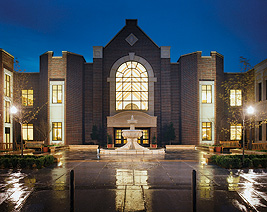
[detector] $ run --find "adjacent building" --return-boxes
[0,20,266,149]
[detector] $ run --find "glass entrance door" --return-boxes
[114,128,150,147]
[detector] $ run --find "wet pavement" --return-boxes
[0,149,267,212]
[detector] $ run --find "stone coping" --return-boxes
[68,145,99,150]
[166,145,196,150]
[100,148,165,155]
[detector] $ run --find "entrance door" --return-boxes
[114,128,150,147]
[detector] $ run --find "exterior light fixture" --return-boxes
[10,106,18,114]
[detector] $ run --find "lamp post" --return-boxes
[247,106,254,150]
[242,106,255,165]
[10,106,24,157]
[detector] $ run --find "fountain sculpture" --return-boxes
[100,115,165,154]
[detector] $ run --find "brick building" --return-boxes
[0,20,266,149]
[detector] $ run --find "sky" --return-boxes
[0,0,266,73]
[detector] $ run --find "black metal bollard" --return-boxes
[70,170,75,212]
[192,170,196,212]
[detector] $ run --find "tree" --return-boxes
[162,122,176,145]
[11,60,46,156]
[219,57,256,143]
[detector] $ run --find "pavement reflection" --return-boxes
[0,149,266,212]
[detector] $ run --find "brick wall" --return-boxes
[179,52,199,145]
[84,63,93,143]
[66,53,85,145]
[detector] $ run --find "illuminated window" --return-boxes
[5,128,10,149]
[258,83,262,102]
[202,122,212,140]
[230,90,242,106]
[52,122,62,141]
[115,129,127,144]
[230,124,242,140]
[4,74,10,97]
[52,85,62,104]
[116,61,148,110]
[4,101,10,123]
[138,129,149,144]
[22,124,33,140]
[202,85,212,103]
[22,90,33,106]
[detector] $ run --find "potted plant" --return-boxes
[151,135,157,148]
[213,144,222,153]
[43,145,49,153]
[107,134,113,148]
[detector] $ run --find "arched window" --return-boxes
[116,61,148,110]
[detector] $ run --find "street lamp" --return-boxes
[10,106,24,156]
[247,106,254,150]
[242,106,255,165]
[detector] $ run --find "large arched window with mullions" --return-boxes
[116,61,148,110]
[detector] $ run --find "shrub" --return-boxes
[10,158,18,168]
[209,155,218,163]
[26,158,35,168]
[243,158,252,168]
[36,157,45,169]
[18,158,27,168]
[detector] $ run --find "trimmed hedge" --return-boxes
[210,155,267,169]
[0,155,55,169]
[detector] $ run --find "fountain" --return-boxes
[100,115,165,154]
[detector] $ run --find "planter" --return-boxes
[107,144,113,148]
[43,146,49,153]
[151,144,157,148]
[215,147,222,153]
[209,146,215,152]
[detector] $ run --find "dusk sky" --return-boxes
[0,0,266,73]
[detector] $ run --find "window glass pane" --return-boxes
[116,61,148,111]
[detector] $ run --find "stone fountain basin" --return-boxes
[122,130,143,138]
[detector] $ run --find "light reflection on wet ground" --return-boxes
[0,149,266,211]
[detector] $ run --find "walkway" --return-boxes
[0,149,267,211]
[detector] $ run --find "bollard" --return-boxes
[192,170,196,212]
[70,170,75,212]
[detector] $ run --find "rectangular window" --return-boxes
[4,101,10,123]
[139,129,149,144]
[22,124,33,140]
[52,85,62,104]
[52,122,62,141]
[230,90,242,106]
[115,129,127,144]
[258,83,262,101]
[22,90,33,106]
[266,80,267,100]
[202,122,212,140]
[5,128,10,149]
[259,121,262,141]
[202,85,212,103]
[4,74,10,97]
[230,124,242,140]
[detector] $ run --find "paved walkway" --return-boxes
[0,149,267,211]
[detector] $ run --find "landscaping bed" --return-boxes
[210,154,267,169]
[0,155,55,169]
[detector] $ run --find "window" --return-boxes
[22,124,33,140]
[230,90,242,106]
[258,83,262,101]
[52,122,62,141]
[22,90,33,106]
[115,129,127,144]
[52,85,62,104]
[230,124,242,140]
[202,85,212,103]
[202,122,212,140]
[4,74,10,97]
[138,129,149,144]
[4,101,10,123]
[259,121,262,141]
[116,61,148,110]
[5,128,10,149]
[266,80,267,100]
